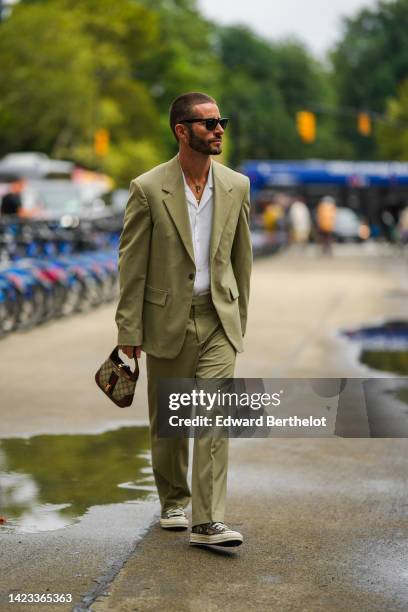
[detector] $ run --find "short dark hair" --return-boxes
[169,92,216,140]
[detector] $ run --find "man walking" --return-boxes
[115,92,252,547]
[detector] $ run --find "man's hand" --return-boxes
[119,345,142,359]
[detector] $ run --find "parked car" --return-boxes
[16,180,109,220]
[334,208,370,242]
[0,152,73,180]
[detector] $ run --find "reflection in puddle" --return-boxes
[361,350,408,376]
[0,427,155,533]
[342,320,408,375]
[394,387,408,405]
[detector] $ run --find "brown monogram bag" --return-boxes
[95,346,139,407]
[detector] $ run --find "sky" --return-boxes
[198,0,378,58]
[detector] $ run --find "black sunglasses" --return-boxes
[180,117,229,131]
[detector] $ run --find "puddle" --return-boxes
[0,426,156,533]
[342,320,408,375]
[360,350,408,376]
[394,387,408,405]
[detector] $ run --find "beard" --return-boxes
[187,126,222,155]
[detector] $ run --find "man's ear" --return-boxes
[175,123,188,144]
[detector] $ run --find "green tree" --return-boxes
[216,26,340,165]
[0,0,164,182]
[331,0,408,159]
[377,80,408,159]
[4,0,224,176]
[135,0,223,155]
[0,3,97,155]
[3,0,373,176]
[274,39,347,159]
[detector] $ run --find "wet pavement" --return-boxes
[1,243,408,611]
[92,438,408,612]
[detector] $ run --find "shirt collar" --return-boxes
[208,161,214,189]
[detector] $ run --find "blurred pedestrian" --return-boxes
[398,206,408,244]
[1,182,22,216]
[115,92,251,548]
[316,195,337,254]
[381,210,398,243]
[262,202,283,233]
[289,198,311,244]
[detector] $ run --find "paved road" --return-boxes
[1,243,408,611]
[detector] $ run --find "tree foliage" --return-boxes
[6,0,408,181]
[216,26,340,164]
[0,0,164,179]
[331,0,408,159]
[377,80,408,159]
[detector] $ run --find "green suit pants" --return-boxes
[146,292,236,526]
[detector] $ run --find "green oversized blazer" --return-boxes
[115,155,252,358]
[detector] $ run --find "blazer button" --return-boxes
[188,273,194,280]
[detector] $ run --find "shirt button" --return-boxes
[189,273,194,280]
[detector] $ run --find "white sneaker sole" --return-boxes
[160,516,189,530]
[189,532,243,547]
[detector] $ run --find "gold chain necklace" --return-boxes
[178,157,208,201]
[186,176,205,202]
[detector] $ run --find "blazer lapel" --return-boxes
[210,161,234,261]
[162,156,195,264]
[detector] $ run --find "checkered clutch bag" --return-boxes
[95,347,139,407]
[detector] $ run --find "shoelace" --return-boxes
[166,507,184,518]
[211,522,226,532]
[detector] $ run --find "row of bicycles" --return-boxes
[0,216,123,337]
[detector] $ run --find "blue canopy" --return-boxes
[240,160,408,190]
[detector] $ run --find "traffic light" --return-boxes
[94,128,110,156]
[357,112,371,136]
[296,111,316,143]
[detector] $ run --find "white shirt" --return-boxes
[180,161,213,295]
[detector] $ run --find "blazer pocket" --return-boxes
[229,284,240,301]
[144,285,168,307]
